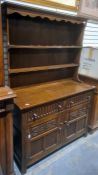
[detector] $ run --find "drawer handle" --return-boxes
[87,96,91,100]
[58,105,62,110]
[64,121,67,124]
[66,123,70,127]
[0,108,5,113]
[60,122,63,125]
[33,113,39,120]
[28,134,31,139]
[70,101,74,104]
[59,128,62,131]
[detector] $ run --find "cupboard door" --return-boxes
[66,121,77,141]
[61,121,76,144]
[76,117,87,133]
[65,103,89,141]
[26,127,60,166]
[65,117,87,142]
[44,127,60,151]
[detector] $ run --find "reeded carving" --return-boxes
[27,100,67,122]
[69,92,92,107]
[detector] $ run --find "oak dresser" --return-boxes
[0,1,96,174]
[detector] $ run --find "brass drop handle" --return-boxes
[0,108,6,113]
[64,121,67,124]
[58,105,62,108]
[70,101,74,104]
[87,96,91,100]
[33,113,38,119]
[58,105,62,110]
[59,128,62,131]
[66,123,70,127]
[60,122,63,125]
[28,134,31,139]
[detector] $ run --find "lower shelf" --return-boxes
[9,64,78,74]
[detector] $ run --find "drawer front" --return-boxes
[26,119,58,138]
[25,91,93,124]
[67,92,93,107]
[26,99,68,123]
[69,103,89,121]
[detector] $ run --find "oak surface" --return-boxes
[14,79,95,110]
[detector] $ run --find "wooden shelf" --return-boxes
[9,64,78,74]
[8,45,83,49]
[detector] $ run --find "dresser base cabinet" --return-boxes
[13,89,94,173]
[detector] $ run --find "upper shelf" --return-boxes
[8,45,83,49]
[9,64,78,74]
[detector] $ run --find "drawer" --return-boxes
[26,99,68,123]
[68,92,92,107]
[26,119,58,139]
[69,103,89,121]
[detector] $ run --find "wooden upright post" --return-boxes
[0,3,4,86]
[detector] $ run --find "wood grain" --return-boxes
[8,45,83,49]
[14,79,95,109]
[9,64,78,74]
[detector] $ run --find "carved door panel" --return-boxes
[66,121,77,141]
[65,103,89,142]
[59,110,69,144]
[26,126,60,166]
[76,117,87,133]
[66,116,87,141]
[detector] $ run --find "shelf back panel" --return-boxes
[9,48,80,69]
[10,68,76,88]
[8,13,84,46]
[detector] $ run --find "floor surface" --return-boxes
[15,130,98,175]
